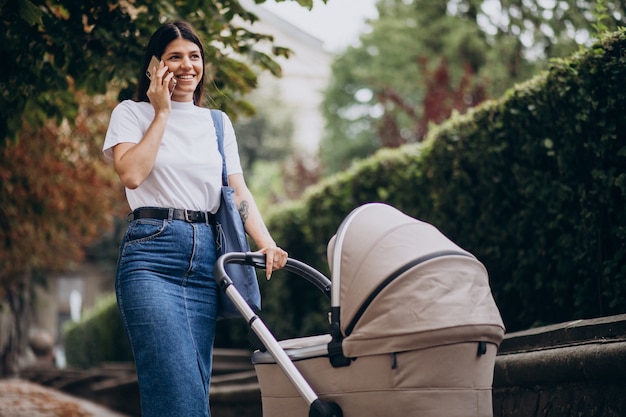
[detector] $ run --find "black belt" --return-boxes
[127,207,215,225]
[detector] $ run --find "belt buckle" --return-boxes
[184,210,192,222]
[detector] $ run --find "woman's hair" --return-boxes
[135,21,205,104]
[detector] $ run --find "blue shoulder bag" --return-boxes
[210,109,261,320]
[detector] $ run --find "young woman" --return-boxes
[103,21,287,417]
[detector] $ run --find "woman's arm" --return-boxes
[112,62,175,188]
[112,112,168,188]
[228,173,288,278]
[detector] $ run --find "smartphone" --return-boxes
[145,55,161,80]
[146,55,177,94]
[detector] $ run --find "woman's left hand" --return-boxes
[260,246,288,279]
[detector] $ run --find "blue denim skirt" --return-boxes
[116,218,218,417]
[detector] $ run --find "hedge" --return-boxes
[63,294,132,368]
[261,29,626,335]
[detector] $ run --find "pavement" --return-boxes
[0,378,130,417]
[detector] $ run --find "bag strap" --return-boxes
[210,109,228,186]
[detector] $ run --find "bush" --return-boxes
[263,29,626,333]
[63,294,132,368]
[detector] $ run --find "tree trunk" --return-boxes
[0,277,32,377]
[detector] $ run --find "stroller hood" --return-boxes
[327,203,504,357]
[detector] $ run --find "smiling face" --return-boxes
[136,22,206,104]
[162,38,204,103]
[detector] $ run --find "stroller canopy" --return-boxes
[327,203,504,357]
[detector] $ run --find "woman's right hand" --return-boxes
[146,60,175,114]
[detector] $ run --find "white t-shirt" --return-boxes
[103,100,243,213]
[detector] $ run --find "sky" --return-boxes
[261,0,379,52]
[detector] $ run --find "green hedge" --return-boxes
[64,30,626,366]
[261,29,626,334]
[417,32,626,330]
[63,294,133,368]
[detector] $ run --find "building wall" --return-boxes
[239,1,332,155]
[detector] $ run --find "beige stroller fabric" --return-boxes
[326,203,505,357]
[253,203,505,417]
[254,337,498,417]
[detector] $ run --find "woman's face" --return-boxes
[161,38,203,102]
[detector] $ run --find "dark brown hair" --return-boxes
[135,21,205,104]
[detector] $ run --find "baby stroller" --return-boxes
[214,203,505,417]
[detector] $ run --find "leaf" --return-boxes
[17,0,42,25]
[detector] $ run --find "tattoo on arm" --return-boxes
[238,200,249,224]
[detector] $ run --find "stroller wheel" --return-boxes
[309,399,343,417]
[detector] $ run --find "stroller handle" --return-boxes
[214,252,343,417]
[215,252,332,297]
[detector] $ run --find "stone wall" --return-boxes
[493,315,626,417]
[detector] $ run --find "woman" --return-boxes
[103,21,288,417]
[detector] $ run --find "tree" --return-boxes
[319,0,626,175]
[375,57,487,147]
[0,0,330,144]
[0,89,126,374]
[0,0,327,375]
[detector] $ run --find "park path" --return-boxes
[0,378,130,417]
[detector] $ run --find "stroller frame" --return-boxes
[214,252,342,417]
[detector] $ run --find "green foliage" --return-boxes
[0,0,302,143]
[63,294,133,368]
[246,160,287,213]
[266,29,626,334]
[319,0,626,176]
[592,0,611,34]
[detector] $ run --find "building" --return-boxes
[239,0,333,155]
